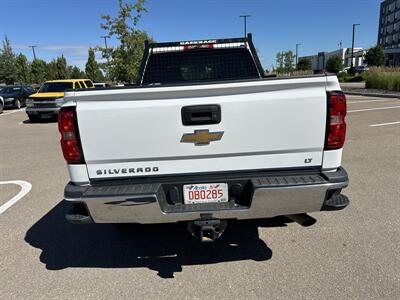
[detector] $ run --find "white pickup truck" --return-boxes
[59,35,349,241]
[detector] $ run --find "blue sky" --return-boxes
[0,0,381,70]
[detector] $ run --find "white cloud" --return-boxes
[12,44,31,50]
[13,44,90,57]
[11,43,104,70]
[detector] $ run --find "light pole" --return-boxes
[351,24,360,69]
[296,43,301,67]
[239,15,251,37]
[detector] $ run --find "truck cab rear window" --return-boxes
[142,48,260,85]
[84,80,94,88]
[39,82,73,92]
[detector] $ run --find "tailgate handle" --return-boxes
[181,105,221,126]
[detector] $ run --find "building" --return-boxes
[299,48,366,72]
[378,0,400,65]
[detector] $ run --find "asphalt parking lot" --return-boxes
[0,95,399,299]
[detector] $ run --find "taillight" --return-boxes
[325,91,347,150]
[58,106,84,164]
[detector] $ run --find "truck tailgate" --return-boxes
[74,77,328,179]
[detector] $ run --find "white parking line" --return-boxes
[0,109,24,117]
[369,121,400,127]
[348,106,400,113]
[348,99,400,104]
[0,181,32,215]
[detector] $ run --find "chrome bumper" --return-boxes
[64,168,349,224]
[26,99,64,114]
[26,107,61,113]
[3,98,15,104]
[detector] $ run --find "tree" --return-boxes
[31,59,47,84]
[67,65,74,78]
[85,48,102,81]
[0,36,17,84]
[46,59,58,80]
[297,57,312,71]
[99,0,154,83]
[364,45,386,66]
[46,55,69,80]
[275,50,295,73]
[284,51,295,71]
[276,52,284,70]
[15,53,31,84]
[326,55,343,74]
[56,55,68,79]
[70,66,82,79]
[69,66,87,79]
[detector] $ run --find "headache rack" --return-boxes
[136,33,265,85]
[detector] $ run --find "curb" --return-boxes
[343,91,400,99]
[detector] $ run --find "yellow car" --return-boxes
[26,79,94,122]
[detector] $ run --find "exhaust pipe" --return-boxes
[286,213,316,227]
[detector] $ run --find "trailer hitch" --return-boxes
[187,218,227,242]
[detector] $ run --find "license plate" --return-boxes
[183,183,228,204]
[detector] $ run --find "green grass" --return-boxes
[364,72,400,92]
[337,73,364,83]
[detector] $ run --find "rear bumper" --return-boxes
[64,167,349,224]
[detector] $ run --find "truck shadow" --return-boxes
[25,201,289,278]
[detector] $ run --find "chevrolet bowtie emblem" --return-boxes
[181,129,224,146]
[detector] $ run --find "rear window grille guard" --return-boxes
[151,42,247,54]
[142,47,260,85]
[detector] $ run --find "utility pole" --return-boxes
[351,24,360,69]
[338,40,343,52]
[100,36,110,63]
[295,43,301,66]
[239,15,251,37]
[29,45,37,60]
[100,36,111,81]
[338,40,343,65]
[101,36,109,50]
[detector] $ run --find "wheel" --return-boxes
[14,99,21,109]
[0,103,3,114]
[28,114,41,123]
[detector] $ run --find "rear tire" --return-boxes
[0,103,3,114]
[14,99,21,109]
[28,114,41,123]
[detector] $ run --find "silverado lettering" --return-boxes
[96,167,159,175]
